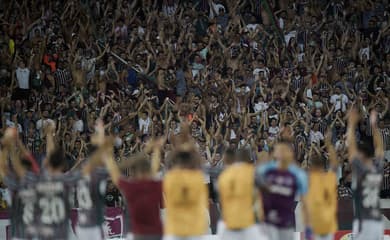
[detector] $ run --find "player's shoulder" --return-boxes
[256,160,278,175]
[287,164,308,182]
[22,171,39,184]
[165,168,202,177]
[3,172,20,190]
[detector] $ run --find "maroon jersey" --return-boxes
[118,178,163,235]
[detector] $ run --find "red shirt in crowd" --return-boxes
[118,178,163,235]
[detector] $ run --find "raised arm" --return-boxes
[45,122,56,156]
[147,138,165,176]
[325,131,338,170]
[97,121,121,186]
[370,110,384,160]
[2,128,25,178]
[0,148,8,178]
[346,108,359,162]
[10,142,25,178]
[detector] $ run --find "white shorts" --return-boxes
[219,223,269,240]
[216,221,226,239]
[127,233,134,240]
[264,224,294,240]
[314,234,333,240]
[353,220,383,240]
[75,226,103,240]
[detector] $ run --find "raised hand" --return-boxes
[2,127,17,148]
[369,110,378,127]
[347,108,359,126]
[91,119,105,146]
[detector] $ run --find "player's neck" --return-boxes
[362,159,374,167]
[310,167,324,172]
[135,172,152,179]
[279,161,290,170]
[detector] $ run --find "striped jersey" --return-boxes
[76,168,108,228]
[34,171,80,240]
[4,172,38,239]
[351,157,383,221]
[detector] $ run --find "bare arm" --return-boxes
[10,143,25,178]
[325,131,338,170]
[370,111,384,160]
[346,108,359,162]
[45,122,56,156]
[0,147,9,178]
[104,151,121,186]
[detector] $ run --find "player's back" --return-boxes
[35,172,80,240]
[76,168,107,228]
[307,171,338,235]
[351,158,383,221]
[163,168,208,237]
[5,171,38,239]
[256,161,307,228]
[218,162,256,230]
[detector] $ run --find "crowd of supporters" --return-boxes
[0,0,389,206]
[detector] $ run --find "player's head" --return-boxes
[273,140,295,167]
[20,156,33,170]
[129,152,152,177]
[46,146,67,172]
[223,147,236,165]
[236,149,253,164]
[357,138,375,162]
[171,150,200,169]
[310,152,324,170]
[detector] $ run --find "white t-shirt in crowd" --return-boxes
[36,118,55,130]
[254,102,269,112]
[138,117,151,134]
[359,47,370,60]
[73,119,84,132]
[6,120,22,133]
[330,94,349,112]
[310,130,324,143]
[230,129,237,140]
[268,126,280,137]
[253,67,270,79]
[246,24,259,32]
[278,17,284,29]
[16,67,30,89]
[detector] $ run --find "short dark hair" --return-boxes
[224,147,236,165]
[311,152,324,168]
[171,150,200,169]
[357,138,375,159]
[129,153,151,174]
[48,146,66,169]
[237,149,252,163]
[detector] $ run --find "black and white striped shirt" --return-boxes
[335,57,347,73]
[382,163,390,192]
[54,68,72,91]
[291,75,305,91]
[380,127,390,151]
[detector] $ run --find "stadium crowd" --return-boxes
[0,0,389,207]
